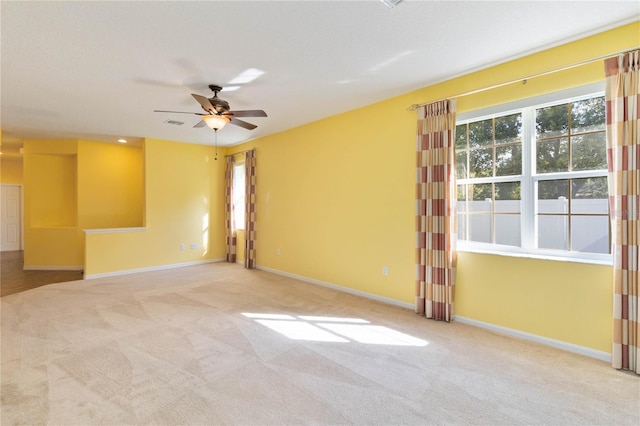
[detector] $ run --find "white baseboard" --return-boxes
[455,316,611,362]
[255,265,415,310]
[84,258,225,280]
[256,264,611,363]
[24,265,83,271]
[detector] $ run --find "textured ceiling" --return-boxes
[1,0,638,154]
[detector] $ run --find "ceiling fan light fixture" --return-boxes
[202,115,230,130]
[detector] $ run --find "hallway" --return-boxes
[0,251,83,297]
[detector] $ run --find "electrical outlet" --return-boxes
[382,266,389,276]
[180,243,185,250]
[190,243,199,249]
[277,248,281,256]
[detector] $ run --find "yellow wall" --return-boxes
[23,139,145,268]
[1,159,23,184]
[456,253,612,351]
[23,140,81,267]
[236,229,245,262]
[225,22,639,354]
[84,138,226,276]
[77,140,144,229]
[29,154,77,227]
[228,106,415,301]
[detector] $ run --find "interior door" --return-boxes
[1,185,22,251]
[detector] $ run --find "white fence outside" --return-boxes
[457,198,609,253]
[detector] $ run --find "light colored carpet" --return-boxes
[1,262,638,425]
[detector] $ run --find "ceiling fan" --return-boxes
[154,84,267,131]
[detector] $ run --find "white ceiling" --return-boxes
[1,1,638,152]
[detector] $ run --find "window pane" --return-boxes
[457,213,467,240]
[571,216,609,254]
[457,185,468,212]
[571,97,605,134]
[538,180,569,213]
[538,179,569,199]
[571,177,608,214]
[470,183,492,205]
[456,151,468,179]
[495,113,522,144]
[455,124,467,149]
[537,138,568,173]
[469,182,492,243]
[495,182,521,213]
[538,215,568,250]
[536,104,568,138]
[469,214,492,243]
[495,214,521,246]
[571,133,606,171]
[469,148,492,177]
[496,144,521,176]
[469,119,492,147]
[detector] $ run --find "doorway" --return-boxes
[1,184,22,252]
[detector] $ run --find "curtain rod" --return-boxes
[225,148,255,158]
[407,46,640,111]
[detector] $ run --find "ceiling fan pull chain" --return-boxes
[214,129,218,160]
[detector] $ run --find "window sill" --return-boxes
[457,244,613,266]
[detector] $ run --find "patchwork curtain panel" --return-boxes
[244,149,257,269]
[225,155,237,263]
[605,50,640,374]
[415,99,457,322]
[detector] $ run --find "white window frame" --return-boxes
[456,82,612,265]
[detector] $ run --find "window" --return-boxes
[233,163,245,229]
[455,85,609,263]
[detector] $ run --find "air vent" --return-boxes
[164,119,184,126]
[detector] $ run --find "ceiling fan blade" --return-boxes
[224,109,268,118]
[154,109,206,115]
[229,117,258,130]
[192,93,215,114]
[193,120,206,128]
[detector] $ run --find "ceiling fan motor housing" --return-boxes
[209,97,230,114]
[206,84,229,114]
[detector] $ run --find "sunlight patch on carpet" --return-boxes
[242,313,428,346]
[254,319,349,342]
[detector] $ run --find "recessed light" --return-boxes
[117,139,127,143]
